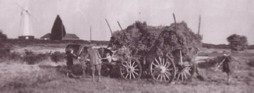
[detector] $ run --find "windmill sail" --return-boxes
[50,15,66,40]
[21,10,32,36]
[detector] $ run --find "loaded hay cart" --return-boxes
[108,21,202,83]
[64,21,202,83]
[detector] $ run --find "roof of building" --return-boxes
[40,33,79,40]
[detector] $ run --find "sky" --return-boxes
[0,0,253,44]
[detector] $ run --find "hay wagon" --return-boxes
[65,22,202,83]
[106,22,202,83]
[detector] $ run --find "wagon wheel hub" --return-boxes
[159,66,167,73]
[127,66,135,73]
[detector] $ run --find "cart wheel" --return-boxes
[176,63,195,81]
[120,59,142,80]
[150,56,176,83]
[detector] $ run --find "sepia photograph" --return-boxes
[0,0,253,93]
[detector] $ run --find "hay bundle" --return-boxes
[109,21,202,62]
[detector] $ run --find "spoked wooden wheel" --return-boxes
[176,63,195,81]
[120,59,142,80]
[150,56,176,83]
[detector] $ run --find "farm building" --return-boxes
[62,33,80,40]
[41,15,80,40]
[40,33,79,40]
[18,36,35,40]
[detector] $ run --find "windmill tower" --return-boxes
[16,3,35,40]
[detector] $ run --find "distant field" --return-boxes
[1,39,107,54]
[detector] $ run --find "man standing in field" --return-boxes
[216,51,233,85]
[85,47,102,82]
[66,49,78,77]
[222,51,233,84]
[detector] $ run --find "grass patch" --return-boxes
[23,50,49,65]
[0,49,54,65]
[0,68,61,90]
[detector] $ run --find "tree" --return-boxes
[0,29,7,40]
[227,34,248,51]
[50,15,66,40]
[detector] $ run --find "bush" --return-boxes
[50,51,65,63]
[5,52,22,61]
[0,48,51,64]
[0,42,11,58]
[0,30,7,40]
[23,50,47,65]
[227,34,248,51]
[37,53,50,61]
[0,43,21,61]
[0,49,10,58]
[248,59,254,67]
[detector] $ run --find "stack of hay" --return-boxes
[109,21,202,62]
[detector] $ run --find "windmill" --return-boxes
[16,3,35,40]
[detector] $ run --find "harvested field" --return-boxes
[0,43,254,93]
[0,64,253,93]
